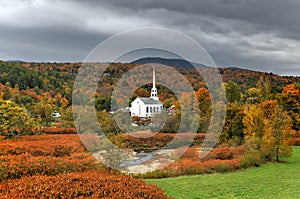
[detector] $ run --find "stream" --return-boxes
[120,152,154,167]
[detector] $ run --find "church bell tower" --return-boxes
[150,68,159,100]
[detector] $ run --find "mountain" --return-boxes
[131,57,208,69]
[6,59,25,63]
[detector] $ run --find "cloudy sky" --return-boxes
[1,0,300,76]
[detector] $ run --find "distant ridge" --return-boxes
[131,57,208,69]
[6,59,25,63]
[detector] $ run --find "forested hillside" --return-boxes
[0,60,299,138]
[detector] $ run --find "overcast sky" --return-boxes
[1,0,300,76]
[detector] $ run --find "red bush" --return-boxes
[294,131,300,138]
[200,158,243,173]
[0,134,98,181]
[291,138,300,146]
[0,134,85,156]
[0,153,100,180]
[145,157,244,178]
[0,134,170,198]
[118,132,206,149]
[140,145,246,178]
[0,171,170,199]
[174,146,199,161]
[202,145,246,161]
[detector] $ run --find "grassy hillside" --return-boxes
[147,147,300,199]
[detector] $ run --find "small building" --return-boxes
[130,68,163,118]
[51,111,61,118]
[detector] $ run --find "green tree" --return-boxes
[161,115,180,133]
[95,96,114,111]
[220,103,244,144]
[97,110,122,136]
[60,107,74,128]
[225,81,241,103]
[256,76,272,102]
[33,97,56,127]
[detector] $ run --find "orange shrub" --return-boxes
[0,153,100,180]
[141,157,244,179]
[166,159,203,176]
[202,145,246,161]
[176,145,246,162]
[0,134,100,181]
[120,133,173,149]
[140,146,246,178]
[174,146,199,161]
[118,132,206,149]
[42,128,77,134]
[204,147,235,160]
[0,171,169,199]
[0,134,85,156]
[201,158,243,173]
[294,130,300,138]
[291,138,300,146]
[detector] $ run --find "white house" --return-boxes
[130,68,163,118]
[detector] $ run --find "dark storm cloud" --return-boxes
[0,0,300,75]
[100,0,300,37]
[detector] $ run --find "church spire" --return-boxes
[150,67,159,100]
[153,67,155,88]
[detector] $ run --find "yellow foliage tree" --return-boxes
[243,105,265,139]
[60,97,69,109]
[243,100,294,161]
[0,99,38,137]
[263,107,294,161]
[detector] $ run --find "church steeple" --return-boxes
[150,67,159,100]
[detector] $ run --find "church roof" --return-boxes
[139,97,163,105]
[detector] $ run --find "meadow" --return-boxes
[147,147,300,199]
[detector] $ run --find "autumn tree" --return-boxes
[176,92,200,133]
[33,97,56,127]
[243,104,265,140]
[0,83,12,100]
[195,87,211,132]
[263,106,294,161]
[243,76,272,104]
[243,100,293,161]
[243,87,260,104]
[0,99,38,137]
[281,84,300,130]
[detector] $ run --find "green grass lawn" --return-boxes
[146,147,300,199]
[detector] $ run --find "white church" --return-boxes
[130,68,163,118]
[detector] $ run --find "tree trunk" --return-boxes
[276,147,279,162]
